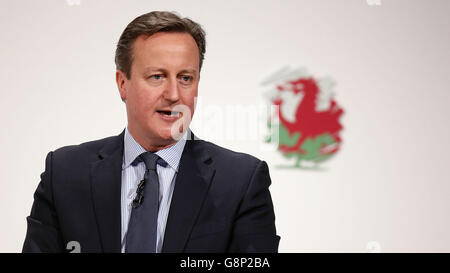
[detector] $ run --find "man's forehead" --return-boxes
[135,32,197,48]
[131,32,200,74]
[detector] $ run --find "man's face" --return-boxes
[117,32,200,148]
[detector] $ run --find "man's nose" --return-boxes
[163,77,180,102]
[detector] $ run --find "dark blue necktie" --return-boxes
[125,152,167,253]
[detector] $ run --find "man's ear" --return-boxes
[116,70,128,102]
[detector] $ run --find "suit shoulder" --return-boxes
[193,139,271,190]
[51,133,121,161]
[195,139,262,168]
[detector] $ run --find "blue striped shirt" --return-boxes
[120,127,186,253]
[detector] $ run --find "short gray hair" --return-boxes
[115,11,206,79]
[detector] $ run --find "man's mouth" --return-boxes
[156,110,181,118]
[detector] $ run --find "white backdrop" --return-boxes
[1,0,449,252]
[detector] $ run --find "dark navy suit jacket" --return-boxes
[22,130,280,253]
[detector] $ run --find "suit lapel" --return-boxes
[90,131,124,253]
[162,134,216,253]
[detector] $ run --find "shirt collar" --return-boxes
[122,127,187,172]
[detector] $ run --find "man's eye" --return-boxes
[181,76,192,82]
[150,74,163,80]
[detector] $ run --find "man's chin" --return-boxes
[145,121,188,145]
[160,129,186,142]
[156,127,184,142]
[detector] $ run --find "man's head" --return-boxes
[115,11,206,151]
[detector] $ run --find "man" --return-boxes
[22,11,280,253]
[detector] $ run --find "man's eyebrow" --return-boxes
[143,67,166,73]
[179,69,197,75]
[143,67,197,75]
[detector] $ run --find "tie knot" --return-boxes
[131,152,168,170]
